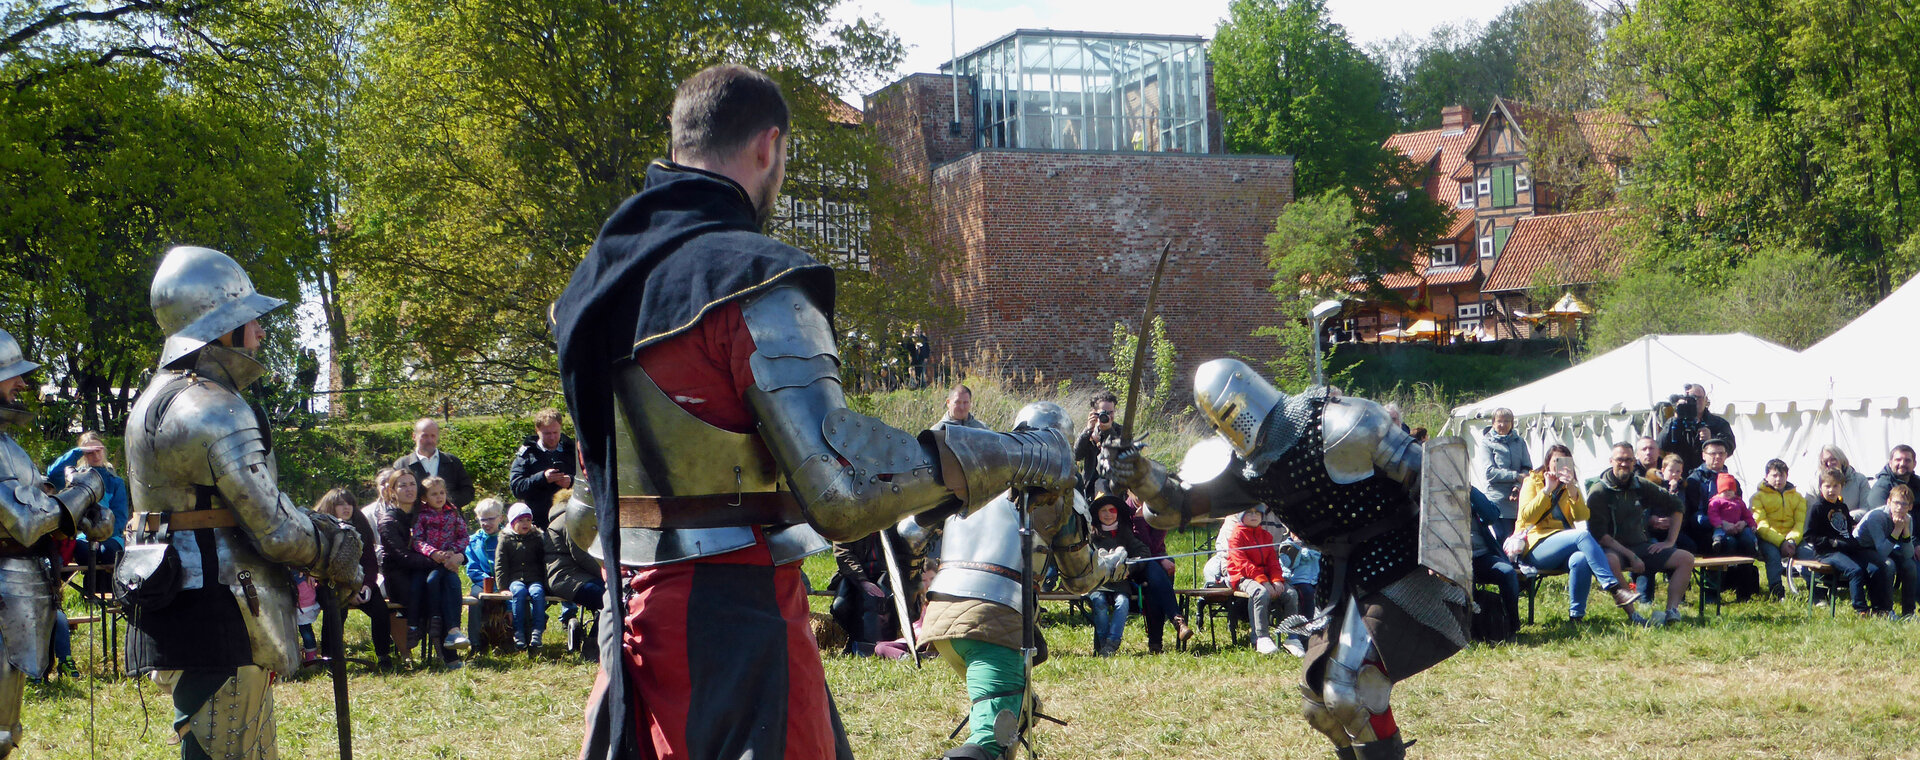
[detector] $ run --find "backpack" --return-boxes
[1470,588,1512,643]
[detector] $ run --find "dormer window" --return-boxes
[1431,244,1458,267]
[1458,184,1475,206]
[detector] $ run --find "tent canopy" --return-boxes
[1724,272,1920,411]
[1451,333,1798,421]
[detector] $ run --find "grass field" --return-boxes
[26,537,1919,760]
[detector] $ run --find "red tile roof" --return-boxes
[826,97,864,126]
[1380,256,1480,290]
[1379,118,1481,286]
[1483,208,1631,293]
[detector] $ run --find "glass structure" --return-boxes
[944,31,1209,154]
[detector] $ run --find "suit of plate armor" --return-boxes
[120,247,362,760]
[0,329,108,757]
[896,402,1129,760]
[1109,359,1470,760]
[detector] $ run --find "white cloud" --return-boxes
[832,0,1522,101]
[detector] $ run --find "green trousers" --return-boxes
[945,638,1024,757]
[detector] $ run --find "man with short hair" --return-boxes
[394,417,475,507]
[1587,443,1695,624]
[1865,444,1919,511]
[1683,439,1733,550]
[1074,391,1125,492]
[934,383,987,430]
[1634,436,1661,478]
[508,408,574,528]
[1660,383,1737,472]
[550,64,1071,760]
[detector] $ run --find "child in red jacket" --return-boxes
[1227,507,1298,655]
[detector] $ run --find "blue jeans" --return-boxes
[50,608,70,659]
[1086,589,1130,645]
[1759,539,1794,593]
[1137,560,1179,649]
[1473,552,1521,630]
[413,568,463,626]
[1712,527,1760,557]
[508,581,549,640]
[1526,529,1620,617]
[1814,550,1891,611]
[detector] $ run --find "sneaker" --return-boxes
[512,635,528,651]
[302,648,320,665]
[530,629,544,649]
[1283,638,1306,657]
[444,627,472,651]
[55,657,79,678]
[1609,585,1640,610]
[1254,636,1281,655]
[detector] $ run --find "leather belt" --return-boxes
[933,559,1023,582]
[137,509,239,532]
[615,493,806,530]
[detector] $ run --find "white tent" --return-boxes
[1447,333,1802,488]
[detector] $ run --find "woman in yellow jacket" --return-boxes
[1517,445,1644,622]
[1751,458,1807,599]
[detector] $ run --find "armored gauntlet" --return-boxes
[306,511,365,589]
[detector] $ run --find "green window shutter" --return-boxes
[1495,166,1515,207]
[1494,226,1510,257]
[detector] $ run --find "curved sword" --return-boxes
[876,530,920,667]
[1118,240,1174,450]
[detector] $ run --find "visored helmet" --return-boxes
[151,246,286,368]
[1012,401,1073,445]
[1193,358,1286,456]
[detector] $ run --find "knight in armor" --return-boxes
[121,246,364,760]
[0,328,111,757]
[899,402,1128,760]
[550,64,1075,760]
[1106,359,1471,760]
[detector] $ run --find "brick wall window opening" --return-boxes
[945,31,1210,154]
[1479,236,1494,258]
[1431,244,1457,267]
[1515,172,1531,192]
[1458,183,1475,207]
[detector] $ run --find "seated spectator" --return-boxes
[497,503,550,651]
[543,489,606,660]
[1855,484,1916,618]
[1751,460,1807,600]
[1279,528,1322,651]
[46,431,129,589]
[1476,408,1530,542]
[315,487,393,669]
[1635,436,1662,479]
[1202,514,1236,587]
[1088,491,1149,656]
[369,468,433,645]
[1226,508,1297,655]
[1683,439,1733,550]
[829,528,895,657]
[411,475,473,663]
[1817,444,1872,520]
[1708,473,1759,559]
[1468,475,1521,637]
[1517,445,1643,622]
[1801,469,1893,615]
[1120,492,1192,653]
[1866,444,1919,513]
[465,498,505,591]
[296,573,321,665]
[1586,442,1695,626]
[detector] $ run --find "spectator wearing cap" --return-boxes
[1707,472,1760,560]
[1087,490,1149,656]
[496,502,550,650]
[1865,444,1919,513]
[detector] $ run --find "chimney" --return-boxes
[1441,105,1473,135]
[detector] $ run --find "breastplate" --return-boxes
[606,361,825,567]
[928,492,1035,610]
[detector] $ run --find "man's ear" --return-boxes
[756,126,783,170]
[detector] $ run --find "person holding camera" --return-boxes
[1075,391,1125,494]
[1659,383,1737,473]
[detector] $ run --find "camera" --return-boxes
[1096,410,1112,423]
[1670,393,1699,421]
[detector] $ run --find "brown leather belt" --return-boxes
[932,559,1023,582]
[615,493,806,530]
[137,509,239,532]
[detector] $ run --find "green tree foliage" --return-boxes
[340,0,915,411]
[1589,241,1860,352]
[1254,190,1386,392]
[1097,316,1178,435]
[1374,19,1521,129]
[1212,0,1399,195]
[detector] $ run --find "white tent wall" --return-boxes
[1726,402,1917,494]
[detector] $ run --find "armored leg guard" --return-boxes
[172,666,277,760]
[1323,599,1395,745]
[1300,683,1354,750]
[0,662,23,758]
[1352,734,1410,760]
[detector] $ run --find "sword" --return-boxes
[1013,488,1037,759]
[1118,240,1175,451]
[876,530,920,667]
[319,585,353,759]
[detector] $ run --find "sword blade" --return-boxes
[876,532,921,667]
[1119,240,1174,449]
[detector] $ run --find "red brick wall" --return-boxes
[870,74,1295,392]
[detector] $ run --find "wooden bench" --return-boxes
[1689,555,1761,617]
[58,562,121,670]
[463,591,514,654]
[1174,587,1249,650]
[1789,559,1842,618]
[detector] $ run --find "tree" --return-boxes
[340,0,911,410]
[1097,316,1178,436]
[1212,0,1399,195]
[1374,18,1521,129]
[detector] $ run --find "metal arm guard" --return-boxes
[742,286,1072,542]
[0,439,103,544]
[1322,397,1422,487]
[1116,436,1261,531]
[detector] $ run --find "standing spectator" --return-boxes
[46,431,129,584]
[1634,436,1661,478]
[1803,469,1892,614]
[1865,444,1919,513]
[497,503,550,650]
[295,573,321,664]
[314,487,393,670]
[1088,492,1149,656]
[1120,491,1191,653]
[1075,392,1125,494]
[1226,508,1297,655]
[1750,460,1807,600]
[1476,408,1530,540]
[1518,445,1643,622]
[1659,383,1738,473]
[1818,445,1873,520]
[932,384,987,430]
[542,489,605,660]
[411,475,473,664]
[509,408,575,527]
[466,498,505,590]
[368,468,432,644]
[907,325,931,389]
[1856,484,1917,618]
[1585,443,1694,624]
[828,530,895,657]
[394,418,475,508]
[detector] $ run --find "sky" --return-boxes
[831,0,1523,101]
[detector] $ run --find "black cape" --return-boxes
[550,160,833,759]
